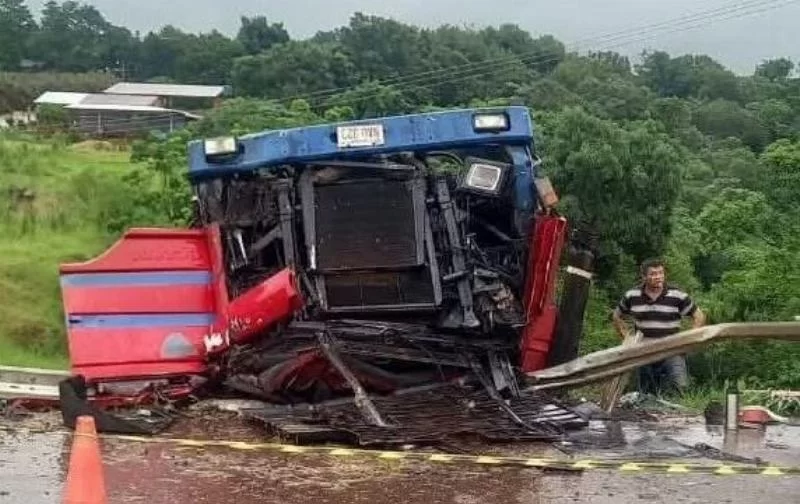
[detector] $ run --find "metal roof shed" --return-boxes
[78,94,161,107]
[34,92,89,106]
[64,102,202,137]
[103,82,228,99]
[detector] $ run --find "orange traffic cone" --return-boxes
[62,415,108,504]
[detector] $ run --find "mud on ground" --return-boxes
[1,406,799,504]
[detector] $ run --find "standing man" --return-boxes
[612,258,706,395]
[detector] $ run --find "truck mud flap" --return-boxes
[58,375,174,435]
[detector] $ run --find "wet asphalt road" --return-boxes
[2,412,799,503]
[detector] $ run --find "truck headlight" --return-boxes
[458,158,509,196]
[472,113,509,132]
[204,136,238,157]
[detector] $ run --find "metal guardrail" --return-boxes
[0,365,68,399]
[525,322,800,391]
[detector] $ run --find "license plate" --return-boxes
[336,124,385,148]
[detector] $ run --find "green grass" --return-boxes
[0,339,70,369]
[0,135,141,368]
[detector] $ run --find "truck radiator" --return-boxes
[314,179,424,270]
[309,177,436,312]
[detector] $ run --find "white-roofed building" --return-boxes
[29,81,226,136]
[104,82,228,98]
[33,92,90,106]
[79,94,161,107]
[103,82,229,108]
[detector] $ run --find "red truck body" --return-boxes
[59,225,301,384]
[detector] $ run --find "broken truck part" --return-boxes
[56,107,600,437]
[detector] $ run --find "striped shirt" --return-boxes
[616,284,697,338]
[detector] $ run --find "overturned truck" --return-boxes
[58,107,597,441]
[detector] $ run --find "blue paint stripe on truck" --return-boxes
[60,271,212,287]
[67,313,216,328]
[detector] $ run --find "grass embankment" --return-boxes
[0,135,143,369]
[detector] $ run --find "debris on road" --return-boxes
[244,381,587,447]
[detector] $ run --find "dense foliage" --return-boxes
[1,1,799,389]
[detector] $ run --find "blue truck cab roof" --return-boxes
[187,106,540,213]
[186,106,536,180]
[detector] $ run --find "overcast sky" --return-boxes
[29,0,800,74]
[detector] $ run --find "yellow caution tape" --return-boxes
[4,426,794,477]
[92,432,800,476]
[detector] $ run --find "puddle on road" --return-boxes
[0,430,68,504]
[556,416,800,466]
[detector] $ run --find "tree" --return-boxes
[417,26,534,106]
[755,58,795,81]
[482,27,566,74]
[692,99,770,152]
[231,40,357,99]
[588,51,631,75]
[636,51,740,101]
[745,99,795,141]
[0,0,36,69]
[575,74,651,120]
[27,0,135,72]
[760,139,800,213]
[538,107,684,282]
[335,13,425,80]
[647,97,707,150]
[325,80,411,118]
[139,26,189,79]
[636,51,694,98]
[174,31,244,84]
[236,16,290,55]
[696,189,778,255]
[704,139,761,191]
[513,78,584,112]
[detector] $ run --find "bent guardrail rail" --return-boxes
[0,365,69,399]
[524,322,800,391]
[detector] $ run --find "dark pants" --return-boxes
[637,354,689,396]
